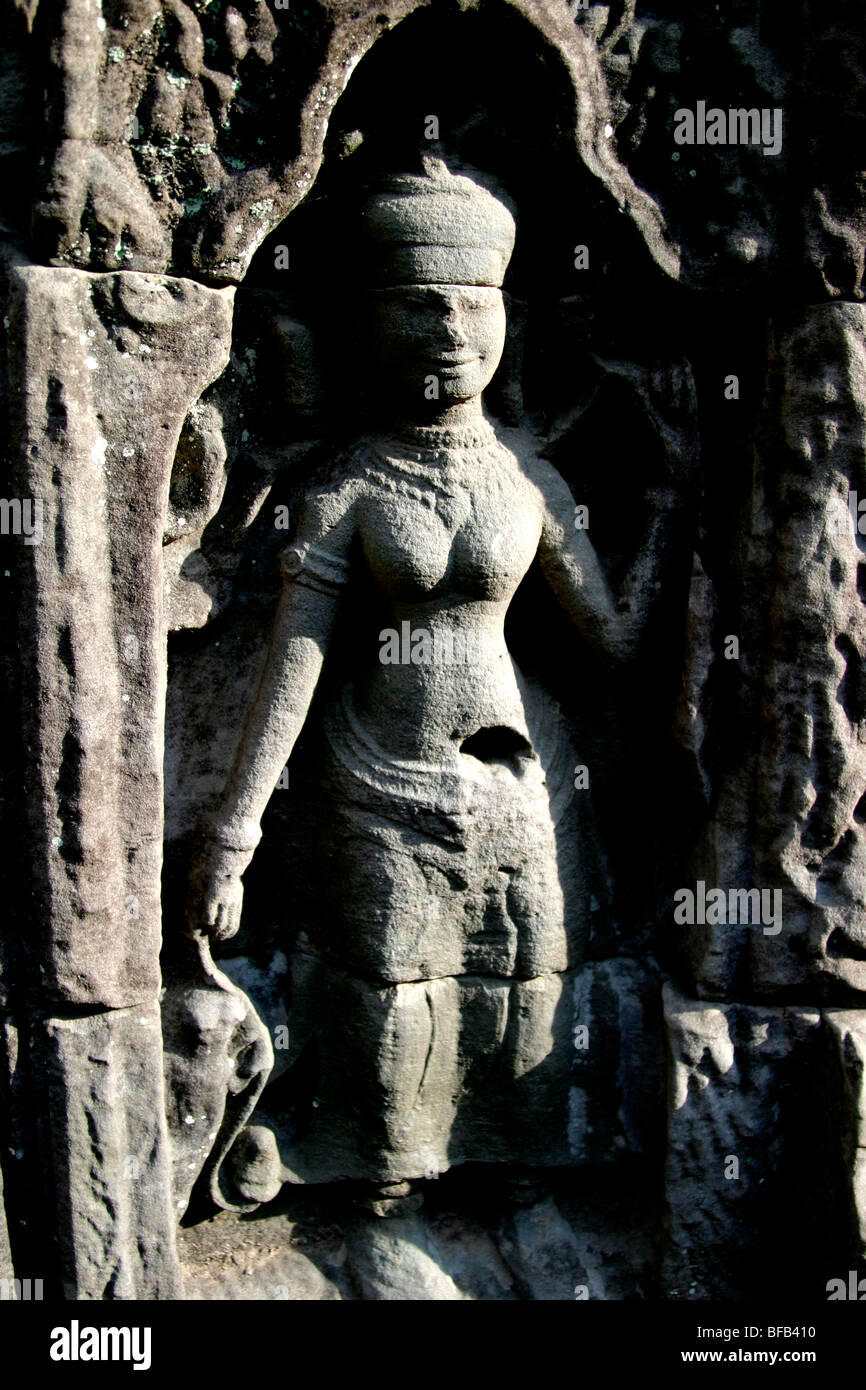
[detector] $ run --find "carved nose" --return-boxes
[442,311,468,345]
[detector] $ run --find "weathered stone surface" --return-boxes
[6,264,233,1010]
[497,1196,590,1301]
[0,1162,12,1289]
[181,1234,346,1302]
[346,1211,467,1302]
[7,0,857,299]
[1,262,234,1298]
[37,1003,181,1299]
[172,1174,658,1300]
[570,957,665,1166]
[180,153,685,1219]
[20,1,681,285]
[3,0,866,1306]
[677,304,866,1002]
[270,966,580,1186]
[824,1009,866,1261]
[423,1209,519,1301]
[162,941,275,1217]
[662,984,847,1299]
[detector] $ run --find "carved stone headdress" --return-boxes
[361,154,516,288]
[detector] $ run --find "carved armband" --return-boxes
[279,539,351,597]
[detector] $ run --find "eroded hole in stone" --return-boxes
[835,634,866,724]
[827,927,866,961]
[460,726,533,762]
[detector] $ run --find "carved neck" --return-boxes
[381,412,498,455]
[389,395,485,433]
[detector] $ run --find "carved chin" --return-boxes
[438,370,481,400]
[435,362,494,400]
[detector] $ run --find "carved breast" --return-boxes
[359,448,541,603]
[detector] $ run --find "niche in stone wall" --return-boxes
[159,1,699,1295]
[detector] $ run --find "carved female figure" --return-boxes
[190,156,665,1195]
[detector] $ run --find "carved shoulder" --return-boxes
[520,452,577,548]
[279,458,366,597]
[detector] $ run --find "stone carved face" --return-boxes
[370,283,507,405]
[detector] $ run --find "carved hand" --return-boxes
[188,836,256,943]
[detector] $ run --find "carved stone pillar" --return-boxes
[662,305,866,1293]
[3,264,233,1297]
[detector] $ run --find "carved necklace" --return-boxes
[363,416,509,508]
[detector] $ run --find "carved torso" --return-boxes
[287,416,555,765]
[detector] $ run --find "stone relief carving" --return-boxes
[2,0,866,1308]
[175,154,681,1216]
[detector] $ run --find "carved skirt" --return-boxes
[280,683,594,1185]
